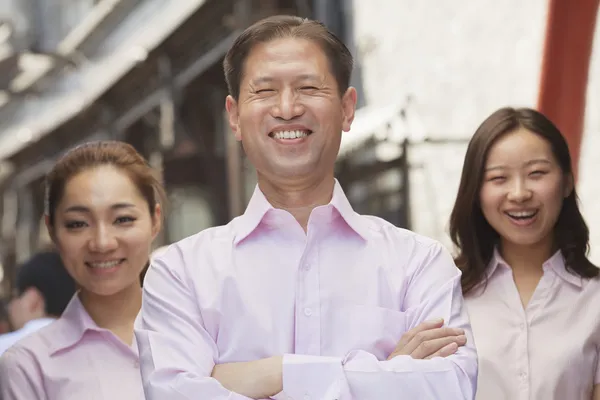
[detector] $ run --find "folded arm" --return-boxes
[136,248,269,399]
[216,242,477,400]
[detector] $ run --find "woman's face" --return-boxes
[50,165,160,297]
[479,128,572,250]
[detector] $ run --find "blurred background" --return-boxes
[0,0,596,297]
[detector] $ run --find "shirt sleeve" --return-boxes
[277,241,478,400]
[0,345,47,400]
[135,247,253,400]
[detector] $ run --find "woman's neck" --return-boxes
[79,283,142,345]
[499,237,555,274]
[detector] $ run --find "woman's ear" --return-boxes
[44,214,57,243]
[564,174,574,198]
[151,203,162,240]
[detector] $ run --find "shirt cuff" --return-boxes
[273,354,351,400]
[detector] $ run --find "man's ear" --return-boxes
[225,95,242,141]
[341,87,357,132]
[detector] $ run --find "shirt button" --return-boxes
[304,263,311,270]
[520,371,527,380]
[303,308,313,317]
[519,323,526,330]
[303,394,311,400]
[134,361,140,368]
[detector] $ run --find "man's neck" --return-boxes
[258,174,335,231]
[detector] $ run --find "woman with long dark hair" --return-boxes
[449,107,600,399]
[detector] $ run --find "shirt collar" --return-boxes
[487,247,583,288]
[329,180,371,240]
[233,179,370,245]
[48,293,102,355]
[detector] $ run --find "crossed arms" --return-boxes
[135,243,477,399]
[210,319,469,398]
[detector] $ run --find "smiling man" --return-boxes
[135,15,477,400]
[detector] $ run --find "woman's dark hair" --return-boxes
[449,107,598,295]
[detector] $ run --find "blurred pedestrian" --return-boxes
[0,251,75,355]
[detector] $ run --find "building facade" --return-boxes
[349,0,600,262]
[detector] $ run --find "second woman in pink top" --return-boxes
[0,141,164,399]
[449,107,600,400]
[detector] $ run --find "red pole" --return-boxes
[537,0,599,179]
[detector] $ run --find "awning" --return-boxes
[0,0,207,161]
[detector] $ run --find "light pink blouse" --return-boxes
[0,294,143,400]
[466,249,600,400]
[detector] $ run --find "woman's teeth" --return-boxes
[88,260,122,269]
[506,210,537,219]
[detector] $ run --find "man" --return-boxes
[0,251,76,355]
[136,15,477,399]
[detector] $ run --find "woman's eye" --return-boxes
[65,221,86,230]
[115,216,136,225]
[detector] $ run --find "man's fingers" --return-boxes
[411,335,464,359]
[393,318,445,355]
[388,334,467,361]
[387,350,400,360]
[402,327,465,356]
[425,342,458,359]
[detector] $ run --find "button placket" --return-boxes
[295,243,321,355]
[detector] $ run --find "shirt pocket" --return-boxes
[321,303,406,360]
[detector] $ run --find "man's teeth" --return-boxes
[88,260,121,269]
[507,211,537,219]
[272,130,309,139]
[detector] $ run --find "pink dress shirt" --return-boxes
[136,181,477,400]
[466,249,600,400]
[0,294,144,400]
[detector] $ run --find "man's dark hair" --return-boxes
[15,251,76,317]
[223,15,354,100]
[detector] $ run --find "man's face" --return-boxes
[226,37,357,183]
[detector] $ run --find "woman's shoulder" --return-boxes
[581,272,600,292]
[0,317,73,364]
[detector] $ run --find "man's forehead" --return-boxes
[245,38,326,65]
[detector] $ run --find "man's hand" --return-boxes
[211,356,283,399]
[387,318,467,360]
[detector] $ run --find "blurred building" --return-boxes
[0,0,389,295]
[349,0,600,262]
